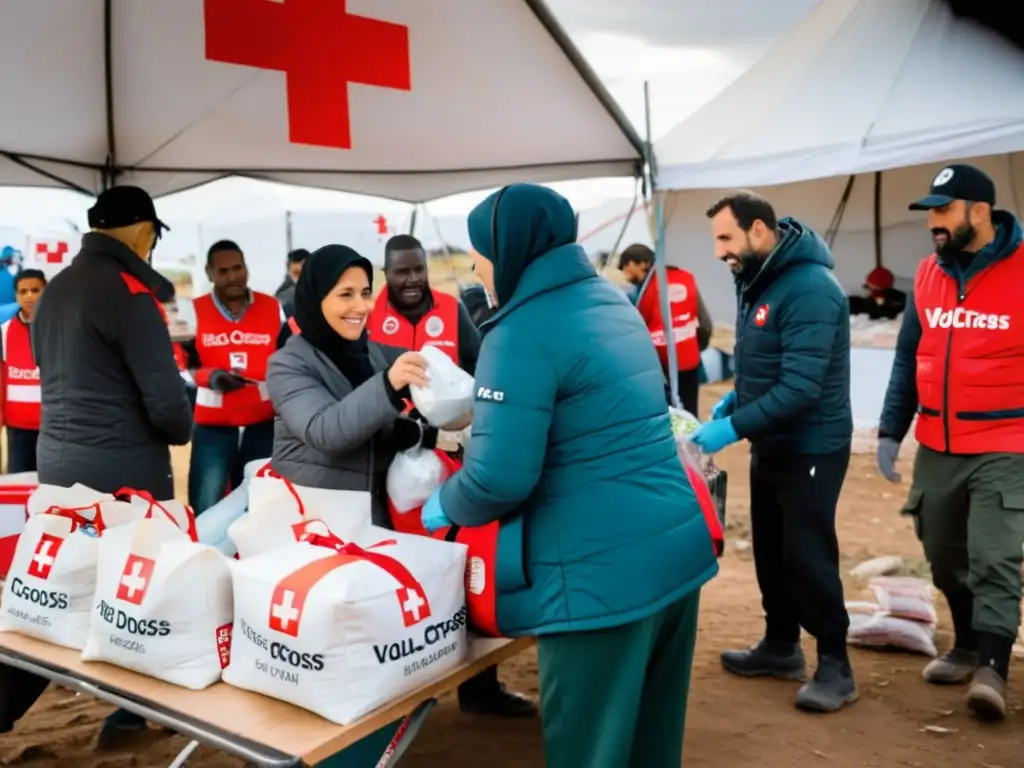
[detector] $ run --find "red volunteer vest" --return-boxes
[193,292,279,427]
[120,273,186,372]
[636,267,701,371]
[368,289,460,364]
[914,243,1024,454]
[0,315,40,430]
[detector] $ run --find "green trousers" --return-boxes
[537,590,701,768]
[902,446,1024,639]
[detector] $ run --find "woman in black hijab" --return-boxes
[265,244,432,520]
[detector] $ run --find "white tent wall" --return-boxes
[661,152,1024,323]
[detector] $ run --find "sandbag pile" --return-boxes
[847,576,938,657]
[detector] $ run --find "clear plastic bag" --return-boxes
[410,346,475,428]
[848,610,938,657]
[668,407,706,472]
[386,447,451,514]
[869,576,938,625]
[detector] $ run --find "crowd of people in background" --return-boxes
[1,162,1021,764]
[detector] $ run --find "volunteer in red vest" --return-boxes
[1,269,46,472]
[184,240,283,513]
[632,244,713,414]
[368,235,481,375]
[878,164,1024,721]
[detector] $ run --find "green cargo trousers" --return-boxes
[901,446,1024,640]
[537,590,701,768]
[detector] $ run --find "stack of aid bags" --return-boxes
[847,576,939,657]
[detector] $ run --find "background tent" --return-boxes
[0,0,643,200]
[653,0,1024,322]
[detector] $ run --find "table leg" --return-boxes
[373,699,437,768]
[168,739,201,768]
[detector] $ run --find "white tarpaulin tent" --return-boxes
[652,0,1024,322]
[0,0,644,201]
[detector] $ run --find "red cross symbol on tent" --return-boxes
[374,215,389,236]
[35,241,68,265]
[203,0,412,150]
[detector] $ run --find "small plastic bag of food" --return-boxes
[847,609,938,657]
[869,576,938,625]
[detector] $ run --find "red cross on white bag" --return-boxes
[116,555,156,606]
[27,534,63,580]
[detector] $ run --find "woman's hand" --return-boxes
[387,351,430,390]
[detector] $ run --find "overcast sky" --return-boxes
[0,0,819,229]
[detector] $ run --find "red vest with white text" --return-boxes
[0,315,39,430]
[368,288,460,364]
[636,267,701,371]
[914,243,1024,454]
[192,292,279,427]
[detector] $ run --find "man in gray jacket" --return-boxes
[27,185,193,745]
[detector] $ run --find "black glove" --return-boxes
[391,417,440,452]
[209,369,247,393]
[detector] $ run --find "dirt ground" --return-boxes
[2,381,1022,767]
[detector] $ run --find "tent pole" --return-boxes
[102,0,116,192]
[643,81,680,410]
[873,171,883,268]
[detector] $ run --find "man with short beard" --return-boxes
[877,164,1024,722]
[695,191,855,713]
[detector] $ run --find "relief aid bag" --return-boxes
[229,465,372,559]
[410,345,475,429]
[222,525,469,724]
[668,408,725,557]
[81,514,233,690]
[196,481,250,558]
[0,496,144,649]
[112,488,198,542]
[386,448,455,517]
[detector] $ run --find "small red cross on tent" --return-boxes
[374,215,389,236]
[34,241,68,265]
[203,0,412,150]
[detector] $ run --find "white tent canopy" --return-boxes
[652,0,1024,322]
[0,0,643,201]
[655,0,1024,190]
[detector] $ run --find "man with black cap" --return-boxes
[275,248,308,319]
[878,164,1024,722]
[23,184,193,744]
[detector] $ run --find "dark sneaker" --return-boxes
[966,667,1007,721]
[458,685,537,718]
[96,709,147,750]
[720,639,806,681]
[923,648,978,685]
[795,655,859,713]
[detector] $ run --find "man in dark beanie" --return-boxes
[275,248,308,319]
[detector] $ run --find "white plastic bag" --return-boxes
[0,496,145,649]
[223,525,469,725]
[195,480,250,558]
[82,515,233,689]
[386,448,450,514]
[869,576,938,625]
[229,467,371,559]
[410,345,475,429]
[848,610,937,657]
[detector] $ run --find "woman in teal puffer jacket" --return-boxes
[421,184,719,767]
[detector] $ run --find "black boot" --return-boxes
[457,666,537,718]
[720,638,806,680]
[795,655,858,713]
[97,709,147,750]
[968,632,1012,721]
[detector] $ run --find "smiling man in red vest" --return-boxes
[368,235,481,374]
[632,245,712,415]
[878,164,1024,721]
[183,240,283,513]
[0,269,46,472]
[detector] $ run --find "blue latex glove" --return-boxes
[421,488,453,533]
[710,391,737,420]
[690,417,739,455]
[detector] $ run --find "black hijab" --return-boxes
[292,245,377,386]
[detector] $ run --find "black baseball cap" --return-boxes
[87,185,169,233]
[909,164,996,211]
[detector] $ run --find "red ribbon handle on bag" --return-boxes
[113,488,199,542]
[43,503,106,535]
[255,464,306,516]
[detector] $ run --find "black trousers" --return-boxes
[6,427,38,473]
[750,443,851,656]
[665,368,700,416]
